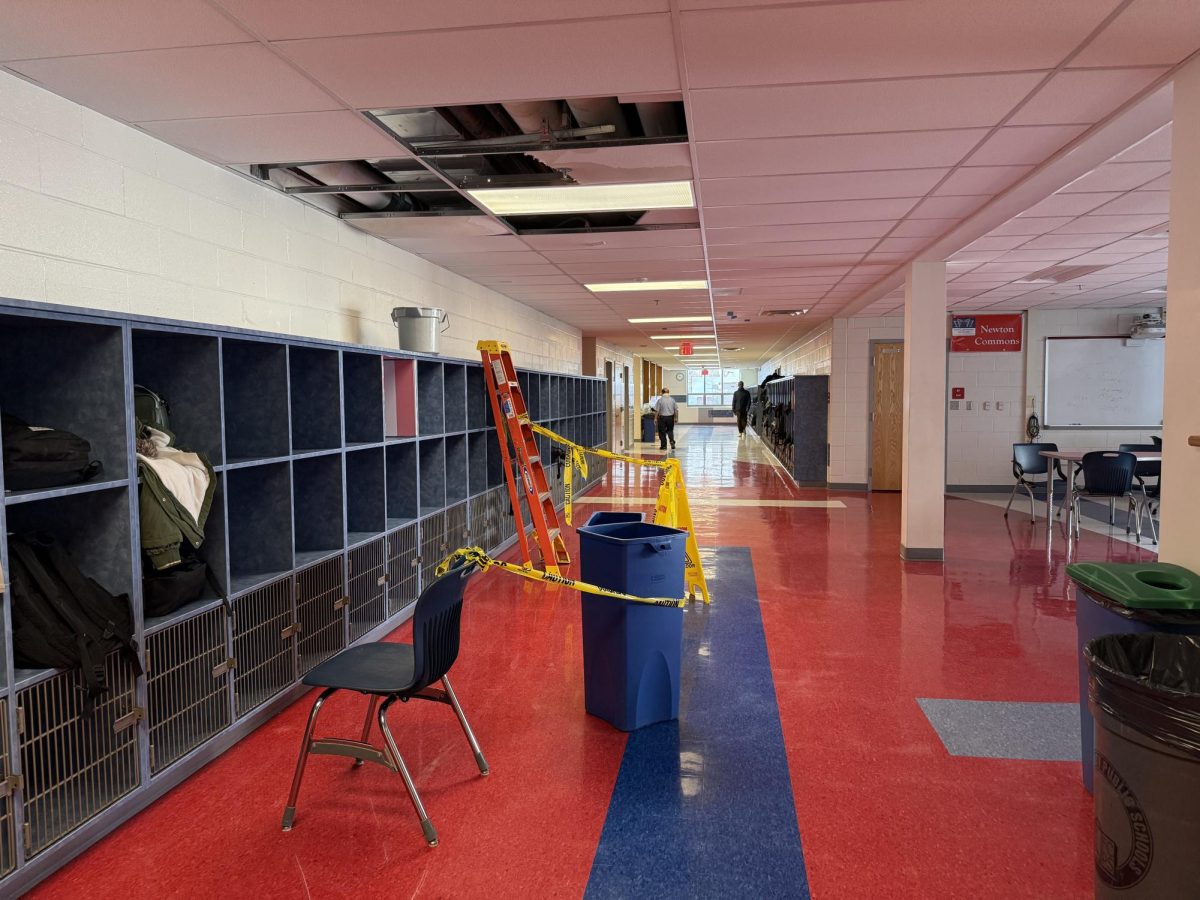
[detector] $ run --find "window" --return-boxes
[685,368,741,407]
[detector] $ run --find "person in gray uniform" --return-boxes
[655,388,677,450]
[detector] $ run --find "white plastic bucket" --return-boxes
[391,307,449,354]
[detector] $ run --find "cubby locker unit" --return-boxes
[131,328,224,463]
[0,297,608,893]
[759,375,830,487]
[226,462,293,597]
[343,352,384,446]
[445,434,468,504]
[347,448,386,547]
[288,346,341,453]
[465,365,488,431]
[385,523,420,617]
[222,338,290,464]
[417,361,443,436]
[385,441,418,529]
[442,363,466,434]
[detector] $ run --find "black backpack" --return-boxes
[8,532,142,710]
[142,544,212,619]
[1,413,102,491]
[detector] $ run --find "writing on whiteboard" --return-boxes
[1043,337,1164,428]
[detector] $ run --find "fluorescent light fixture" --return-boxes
[1142,288,1167,294]
[626,315,713,323]
[649,334,714,340]
[468,180,695,216]
[588,280,708,293]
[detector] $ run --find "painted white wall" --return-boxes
[1024,307,1161,453]
[758,322,833,380]
[1160,55,1200,570]
[0,71,585,372]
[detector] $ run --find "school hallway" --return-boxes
[27,425,1154,899]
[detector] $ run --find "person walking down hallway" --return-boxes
[656,388,677,450]
[732,381,751,437]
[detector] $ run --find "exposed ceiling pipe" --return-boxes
[294,162,394,211]
[566,98,631,139]
[438,106,552,177]
[503,100,565,135]
[634,102,679,138]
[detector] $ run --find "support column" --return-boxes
[1159,56,1200,570]
[900,261,948,561]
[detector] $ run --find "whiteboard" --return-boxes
[1043,337,1164,428]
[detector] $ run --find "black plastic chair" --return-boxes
[1119,443,1161,543]
[281,563,487,846]
[1005,443,1065,521]
[1151,435,1162,448]
[1068,451,1144,541]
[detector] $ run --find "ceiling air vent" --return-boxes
[1016,265,1107,284]
[760,308,810,317]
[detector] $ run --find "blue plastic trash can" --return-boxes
[577,522,687,731]
[641,413,657,443]
[1067,562,1200,792]
[584,511,644,527]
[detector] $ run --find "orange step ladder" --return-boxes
[478,341,571,574]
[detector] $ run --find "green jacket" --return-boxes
[138,452,216,571]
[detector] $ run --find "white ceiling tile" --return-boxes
[963,235,1030,251]
[356,216,511,239]
[986,216,1075,236]
[995,248,1081,262]
[702,199,918,228]
[1072,0,1200,66]
[541,246,704,264]
[214,0,668,40]
[1089,190,1171,216]
[705,221,895,244]
[933,165,1033,196]
[909,195,991,218]
[1007,67,1169,125]
[531,143,694,186]
[701,169,947,206]
[696,129,987,177]
[277,16,679,108]
[889,218,961,237]
[1059,161,1172,193]
[9,44,341,121]
[1140,173,1171,190]
[965,124,1090,165]
[1019,192,1122,216]
[0,0,250,60]
[689,74,1044,140]
[1111,124,1173,162]
[139,111,408,164]
[1020,233,1130,249]
[521,229,701,252]
[707,238,878,257]
[681,0,1118,87]
[873,236,928,254]
[1053,214,1168,234]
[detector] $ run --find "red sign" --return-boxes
[951,314,1022,352]
[951,387,965,400]
[701,368,709,376]
[679,341,693,356]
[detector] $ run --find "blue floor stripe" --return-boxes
[584,547,810,900]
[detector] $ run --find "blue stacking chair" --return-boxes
[1005,443,1065,522]
[1119,443,1161,544]
[281,563,487,846]
[1068,451,1145,542]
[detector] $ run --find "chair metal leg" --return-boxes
[282,687,336,831]
[353,695,380,768]
[1022,484,1037,523]
[377,697,439,847]
[1003,481,1020,518]
[441,675,489,776]
[1109,497,1116,525]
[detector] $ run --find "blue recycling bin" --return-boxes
[584,511,644,527]
[641,413,657,443]
[1067,562,1200,792]
[577,521,687,731]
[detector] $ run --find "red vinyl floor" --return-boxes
[26,426,1153,899]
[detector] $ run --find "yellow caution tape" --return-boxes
[436,546,686,608]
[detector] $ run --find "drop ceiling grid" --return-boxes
[0,0,1195,360]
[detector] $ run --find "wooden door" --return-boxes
[870,341,904,491]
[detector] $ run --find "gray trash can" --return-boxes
[1086,633,1200,899]
[391,306,448,354]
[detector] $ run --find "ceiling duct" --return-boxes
[292,162,396,211]
[503,100,566,135]
[634,102,681,138]
[566,98,631,139]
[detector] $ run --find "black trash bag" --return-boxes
[1086,633,1200,759]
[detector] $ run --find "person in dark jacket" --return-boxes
[732,382,752,436]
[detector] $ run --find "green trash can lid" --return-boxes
[1067,562,1200,609]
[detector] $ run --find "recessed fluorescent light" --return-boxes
[1142,288,1167,294]
[650,334,714,340]
[588,280,708,293]
[627,315,713,323]
[467,181,695,216]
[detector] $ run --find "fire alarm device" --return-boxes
[951,387,965,400]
